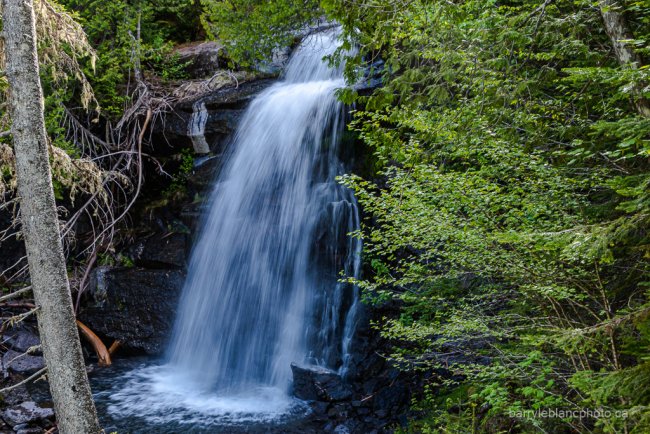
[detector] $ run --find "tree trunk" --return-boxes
[1,1,101,433]
[599,0,650,117]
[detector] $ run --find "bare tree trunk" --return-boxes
[1,1,101,433]
[599,0,650,117]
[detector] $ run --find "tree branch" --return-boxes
[0,367,47,394]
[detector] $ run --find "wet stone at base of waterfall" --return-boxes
[291,364,353,402]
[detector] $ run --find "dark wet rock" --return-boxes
[158,108,243,154]
[128,232,187,269]
[2,351,45,375]
[372,379,408,417]
[327,403,350,420]
[362,377,378,395]
[3,329,40,354]
[188,155,222,192]
[357,353,384,379]
[356,407,370,416]
[0,402,53,427]
[374,409,388,418]
[152,79,275,153]
[308,401,330,422]
[179,201,208,226]
[285,299,421,432]
[291,363,353,402]
[197,79,276,109]
[0,379,30,407]
[79,267,184,355]
[175,41,228,78]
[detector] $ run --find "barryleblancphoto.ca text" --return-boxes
[509,409,629,420]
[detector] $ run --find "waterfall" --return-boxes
[168,27,360,392]
[104,29,362,428]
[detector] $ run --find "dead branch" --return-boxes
[108,340,122,355]
[0,367,47,394]
[1,307,40,333]
[1,303,37,309]
[0,286,32,303]
[5,345,42,368]
[76,320,111,367]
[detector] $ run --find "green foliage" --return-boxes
[97,251,134,268]
[325,0,650,432]
[59,0,202,115]
[163,147,194,199]
[200,0,321,67]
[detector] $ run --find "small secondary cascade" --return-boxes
[103,29,361,428]
[187,100,210,154]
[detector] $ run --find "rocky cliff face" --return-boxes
[151,78,276,155]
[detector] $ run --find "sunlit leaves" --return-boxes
[330,0,650,431]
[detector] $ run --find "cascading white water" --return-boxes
[168,27,361,392]
[102,30,361,428]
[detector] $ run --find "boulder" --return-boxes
[0,402,53,427]
[79,267,185,355]
[2,350,45,375]
[175,41,228,78]
[0,379,30,407]
[3,328,40,354]
[327,403,350,420]
[291,363,353,402]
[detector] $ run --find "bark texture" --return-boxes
[1,0,101,432]
[599,0,650,117]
